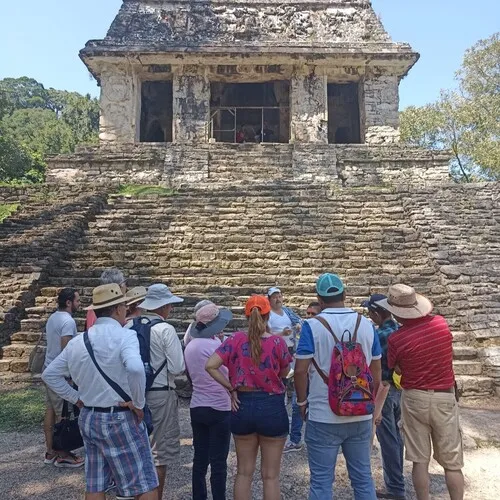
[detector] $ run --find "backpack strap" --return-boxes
[310,316,341,386]
[313,315,341,344]
[351,313,362,343]
[83,330,132,402]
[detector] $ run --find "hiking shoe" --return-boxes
[376,491,405,500]
[43,452,57,465]
[283,440,303,453]
[54,452,85,468]
[116,496,134,500]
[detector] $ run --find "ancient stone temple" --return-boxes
[49,0,449,185]
[1,1,499,400]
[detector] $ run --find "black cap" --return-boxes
[361,294,388,311]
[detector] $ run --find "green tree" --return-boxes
[400,33,500,181]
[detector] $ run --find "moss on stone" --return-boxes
[116,184,176,197]
[0,203,19,223]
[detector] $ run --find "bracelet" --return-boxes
[296,399,308,407]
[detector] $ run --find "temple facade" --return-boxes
[81,0,418,147]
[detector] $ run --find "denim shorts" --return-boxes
[231,392,289,438]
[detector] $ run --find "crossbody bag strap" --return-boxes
[351,313,362,343]
[310,357,329,385]
[83,330,131,402]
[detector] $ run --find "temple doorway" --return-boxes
[209,82,290,143]
[140,81,173,142]
[327,83,361,144]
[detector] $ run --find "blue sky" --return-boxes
[0,0,497,109]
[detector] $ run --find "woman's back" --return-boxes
[216,331,291,394]
[185,337,231,410]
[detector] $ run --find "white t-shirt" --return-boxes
[44,311,77,369]
[268,310,293,347]
[296,308,382,424]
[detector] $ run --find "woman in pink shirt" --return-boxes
[184,303,233,500]
[206,295,292,500]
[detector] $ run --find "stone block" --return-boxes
[0,360,11,372]
[9,360,29,373]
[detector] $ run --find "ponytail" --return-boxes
[248,307,267,365]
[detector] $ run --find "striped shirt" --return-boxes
[387,315,455,390]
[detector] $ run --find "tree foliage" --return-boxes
[0,77,99,183]
[401,33,499,181]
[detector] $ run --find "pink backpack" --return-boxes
[311,314,375,417]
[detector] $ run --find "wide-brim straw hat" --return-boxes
[86,283,128,310]
[125,286,147,306]
[375,284,433,319]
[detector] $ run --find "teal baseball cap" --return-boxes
[316,273,345,297]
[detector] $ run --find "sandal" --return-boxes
[54,452,85,468]
[43,452,57,465]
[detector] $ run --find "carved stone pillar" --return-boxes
[172,66,210,143]
[99,64,140,144]
[362,75,400,144]
[290,69,328,143]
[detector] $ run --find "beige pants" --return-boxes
[45,384,64,420]
[401,389,463,470]
[147,390,181,467]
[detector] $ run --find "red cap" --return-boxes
[244,295,271,317]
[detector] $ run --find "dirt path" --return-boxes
[0,400,499,499]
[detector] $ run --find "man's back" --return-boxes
[296,307,381,424]
[44,310,76,369]
[388,314,454,390]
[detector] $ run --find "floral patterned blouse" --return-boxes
[216,331,293,394]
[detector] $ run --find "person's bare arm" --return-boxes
[370,358,382,396]
[206,353,232,391]
[294,358,311,420]
[60,336,72,350]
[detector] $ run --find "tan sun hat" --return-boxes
[86,283,128,310]
[375,284,433,319]
[125,286,147,306]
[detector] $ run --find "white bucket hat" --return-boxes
[138,284,183,311]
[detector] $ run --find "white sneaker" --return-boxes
[283,440,303,453]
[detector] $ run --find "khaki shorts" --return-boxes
[146,390,180,467]
[401,389,464,470]
[45,384,64,420]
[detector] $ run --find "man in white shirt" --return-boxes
[295,273,382,500]
[42,284,158,500]
[42,287,83,468]
[266,286,304,453]
[136,284,185,500]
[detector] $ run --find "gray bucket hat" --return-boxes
[138,284,183,311]
[191,303,233,339]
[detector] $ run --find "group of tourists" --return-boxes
[41,267,464,500]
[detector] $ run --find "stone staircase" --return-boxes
[0,182,498,397]
[0,188,108,359]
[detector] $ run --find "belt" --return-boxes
[148,386,174,392]
[85,406,130,413]
[418,388,454,393]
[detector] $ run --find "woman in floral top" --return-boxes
[206,295,292,500]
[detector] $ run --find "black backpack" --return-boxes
[130,317,168,391]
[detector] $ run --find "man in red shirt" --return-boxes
[377,284,464,500]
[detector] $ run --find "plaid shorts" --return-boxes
[79,408,158,496]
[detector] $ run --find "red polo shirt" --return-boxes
[388,315,455,390]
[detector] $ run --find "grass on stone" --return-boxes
[0,203,19,223]
[117,184,176,197]
[0,386,45,432]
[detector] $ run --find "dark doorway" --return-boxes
[140,81,173,142]
[328,83,361,144]
[210,82,290,143]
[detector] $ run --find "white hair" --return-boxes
[100,268,125,285]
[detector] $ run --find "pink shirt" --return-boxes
[216,331,292,394]
[184,337,231,411]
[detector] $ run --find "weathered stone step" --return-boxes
[453,345,478,359]
[453,360,482,376]
[455,375,494,397]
